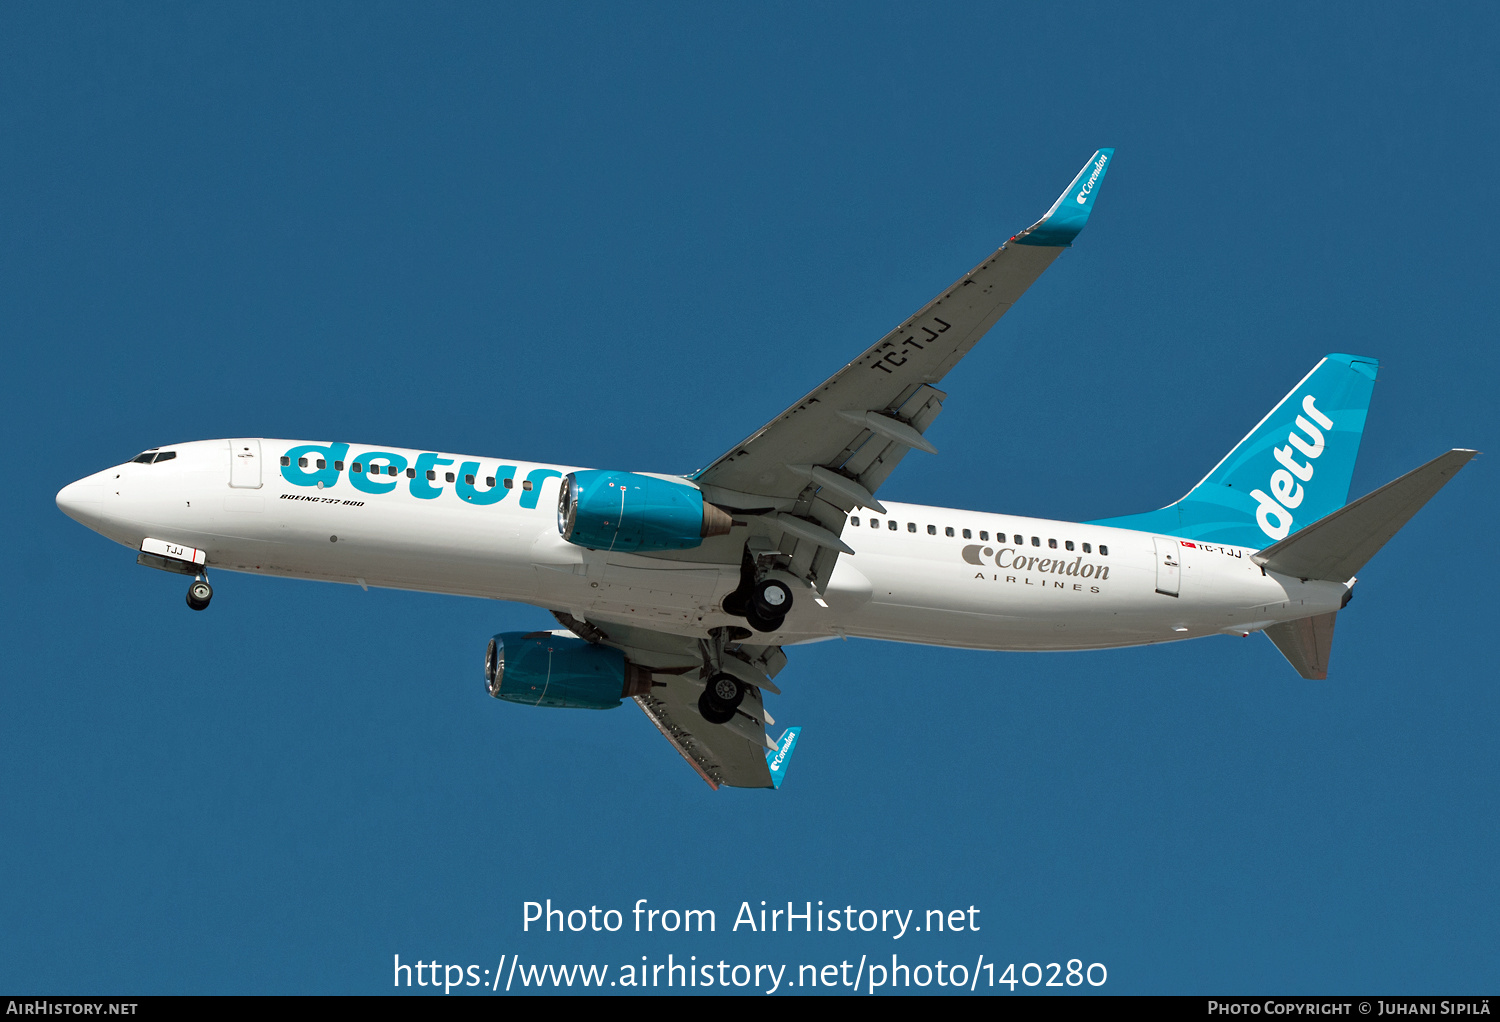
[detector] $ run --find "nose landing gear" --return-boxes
[186,575,213,612]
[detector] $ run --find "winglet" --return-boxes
[765,727,801,789]
[1013,148,1115,247]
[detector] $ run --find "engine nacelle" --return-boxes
[484,631,651,709]
[557,470,732,553]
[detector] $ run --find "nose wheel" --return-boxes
[186,576,213,612]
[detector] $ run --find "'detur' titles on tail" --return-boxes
[1090,354,1379,549]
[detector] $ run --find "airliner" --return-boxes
[55,149,1475,790]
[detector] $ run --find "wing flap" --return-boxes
[634,676,777,790]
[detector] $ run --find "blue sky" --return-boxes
[3,3,1497,994]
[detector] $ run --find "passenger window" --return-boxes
[523,480,534,491]
[153,451,175,463]
[504,478,514,489]
[445,472,455,483]
[334,460,344,471]
[279,456,290,466]
[1048,538,1057,549]
[871,518,879,528]
[426,470,436,480]
[405,468,416,478]
[465,474,476,485]
[298,457,308,468]
[888,520,897,531]
[1031,536,1041,547]
[1083,543,1092,553]
[316,459,325,469]
[387,465,397,476]
[1014,535,1023,545]
[907,522,916,532]
[962,529,971,539]
[850,517,860,527]
[979,531,989,541]
[1065,541,1074,551]
[486,477,495,487]
[927,525,936,535]
[352,463,362,472]
[945,527,954,537]
[1100,545,1109,556]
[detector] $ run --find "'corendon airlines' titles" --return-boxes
[961,545,1110,581]
[1250,395,1335,542]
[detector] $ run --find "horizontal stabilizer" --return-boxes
[1265,611,1338,680]
[1254,449,1477,581]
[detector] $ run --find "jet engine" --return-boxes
[557,470,732,553]
[484,631,652,709]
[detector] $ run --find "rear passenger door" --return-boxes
[1153,536,1180,597]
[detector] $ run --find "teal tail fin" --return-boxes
[1091,354,1379,549]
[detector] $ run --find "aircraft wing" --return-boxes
[551,612,792,790]
[692,149,1114,592]
[634,673,780,790]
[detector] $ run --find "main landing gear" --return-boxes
[697,671,746,724]
[186,574,213,612]
[721,548,794,633]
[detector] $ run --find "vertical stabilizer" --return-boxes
[1092,355,1378,548]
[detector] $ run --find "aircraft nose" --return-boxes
[56,474,106,524]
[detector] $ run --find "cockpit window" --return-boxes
[153,451,176,463]
[131,450,175,464]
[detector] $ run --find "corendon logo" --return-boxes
[1249,395,1334,542]
[1075,153,1108,205]
[961,545,1110,580]
[770,731,797,771]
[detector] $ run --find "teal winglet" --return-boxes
[1013,148,1114,247]
[765,727,801,789]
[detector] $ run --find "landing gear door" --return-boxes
[1153,536,1181,597]
[229,439,263,489]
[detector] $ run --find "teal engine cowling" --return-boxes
[557,470,732,553]
[484,631,652,709]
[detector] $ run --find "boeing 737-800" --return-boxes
[55,149,1475,790]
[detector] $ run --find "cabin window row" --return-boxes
[848,516,1107,556]
[279,455,532,489]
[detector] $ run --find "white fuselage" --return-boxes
[56,438,1347,651]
